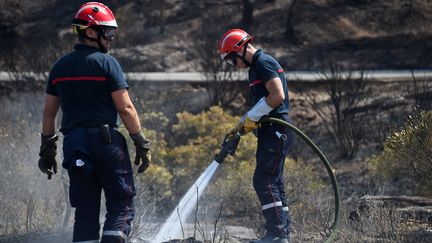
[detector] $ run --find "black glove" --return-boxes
[130,131,151,173]
[38,134,58,180]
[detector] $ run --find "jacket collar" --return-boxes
[251,49,263,65]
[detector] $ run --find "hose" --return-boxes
[259,117,340,243]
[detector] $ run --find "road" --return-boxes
[0,70,431,83]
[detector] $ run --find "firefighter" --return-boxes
[219,29,292,243]
[38,2,151,242]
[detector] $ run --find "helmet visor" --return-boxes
[224,52,238,66]
[101,27,117,41]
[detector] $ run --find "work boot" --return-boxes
[250,234,289,243]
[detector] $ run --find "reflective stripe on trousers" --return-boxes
[262,201,283,210]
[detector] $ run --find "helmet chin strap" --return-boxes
[240,42,251,67]
[84,29,108,53]
[97,33,109,53]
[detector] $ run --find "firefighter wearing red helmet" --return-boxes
[72,2,118,53]
[38,2,151,242]
[219,29,292,243]
[219,29,253,66]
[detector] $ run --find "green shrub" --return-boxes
[166,106,256,196]
[369,110,432,195]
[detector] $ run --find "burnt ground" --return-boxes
[1,0,432,72]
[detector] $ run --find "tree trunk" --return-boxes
[242,0,254,31]
[284,0,298,42]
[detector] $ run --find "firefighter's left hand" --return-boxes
[135,146,151,173]
[130,131,151,174]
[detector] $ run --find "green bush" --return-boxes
[369,110,432,195]
[166,106,256,196]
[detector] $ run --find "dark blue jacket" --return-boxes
[248,49,289,117]
[46,44,128,133]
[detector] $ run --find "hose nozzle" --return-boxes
[214,132,241,164]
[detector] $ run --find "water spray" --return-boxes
[151,134,240,242]
[151,161,219,242]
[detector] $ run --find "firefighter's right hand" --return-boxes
[227,121,243,138]
[242,116,258,133]
[38,134,58,180]
[130,131,151,174]
[227,115,258,138]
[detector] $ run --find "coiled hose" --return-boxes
[259,117,340,243]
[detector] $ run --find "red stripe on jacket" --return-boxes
[51,76,107,85]
[249,80,262,87]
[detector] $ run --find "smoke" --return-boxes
[0,91,73,241]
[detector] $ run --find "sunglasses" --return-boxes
[225,52,239,66]
[101,27,117,41]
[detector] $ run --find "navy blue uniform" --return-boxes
[249,49,292,238]
[47,44,135,242]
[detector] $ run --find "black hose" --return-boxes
[259,117,340,243]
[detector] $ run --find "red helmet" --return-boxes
[72,2,118,29]
[218,29,253,60]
